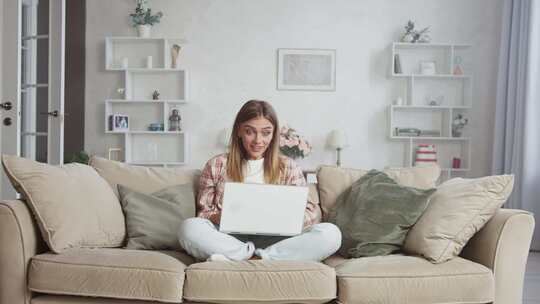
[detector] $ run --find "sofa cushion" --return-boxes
[324,254,494,304]
[328,170,435,258]
[316,165,440,220]
[28,248,196,303]
[89,156,200,197]
[1,155,125,253]
[404,175,514,263]
[184,261,336,303]
[118,184,196,250]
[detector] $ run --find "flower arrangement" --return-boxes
[279,125,312,159]
[401,20,431,43]
[129,0,163,27]
[452,114,468,137]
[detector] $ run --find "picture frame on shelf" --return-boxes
[419,61,437,75]
[277,48,336,91]
[109,114,130,132]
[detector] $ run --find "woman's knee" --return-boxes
[313,222,342,251]
[177,217,214,241]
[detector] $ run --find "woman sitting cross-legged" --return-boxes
[177,100,341,262]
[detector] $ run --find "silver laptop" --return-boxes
[219,182,308,236]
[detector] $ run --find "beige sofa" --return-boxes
[0,158,535,304]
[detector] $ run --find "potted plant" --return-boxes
[129,0,163,38]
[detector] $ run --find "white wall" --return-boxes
[85,0,504,175]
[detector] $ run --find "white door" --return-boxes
[1,0,65,199]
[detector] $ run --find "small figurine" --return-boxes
[171,44,182,69]
[152,90,160,100]
[169,109,182,131]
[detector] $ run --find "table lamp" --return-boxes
[328,129,348,167]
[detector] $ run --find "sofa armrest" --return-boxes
[0,200,46,304]
[461,209,535,304]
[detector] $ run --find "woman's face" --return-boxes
[238,116,274,160]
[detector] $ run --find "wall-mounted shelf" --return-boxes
[105,37,187,70]
[104,37,189,166]
[389,42,473,181]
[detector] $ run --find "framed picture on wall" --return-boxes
[277,48,336,91]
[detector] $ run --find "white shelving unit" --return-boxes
[104,37,189,166]
[389,42,473,180]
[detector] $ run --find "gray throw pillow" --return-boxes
[328,170,436,258]
[118,184,195,250]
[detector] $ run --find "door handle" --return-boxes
[39,110,68,117]
[40,110,58,117]
[0,101,13,111]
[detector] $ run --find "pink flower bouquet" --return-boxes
[279,125,312,159]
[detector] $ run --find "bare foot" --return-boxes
[249,255,262,260]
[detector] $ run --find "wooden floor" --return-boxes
[524,252,540,304]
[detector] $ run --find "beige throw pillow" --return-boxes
[403,175,514,263]
[89,156,200,197]
[2,155,125,253]
[316,165,440,220]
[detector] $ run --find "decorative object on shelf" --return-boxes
[279,125,312,159]
[419,61,436,75]
[453,55,464,75]
[108,148,123,161]
[452,157,461,169]
[395,127,421,137]
[277,48,336,91]
[393,97,404,106]
[121,57,129,69]
[146,56,153,69]
[152,90,160,100]
[171,44,182,69]
[401,20,431,43]
[419,129,441,137]
[452,114,468,137]
[427,95,444,106]
[129,0,163,38]
[148,123,164,131]
[109,114,129,132]
[415,144,437,167]
[168,109,182,131]
[394,54,402,74]
[117,88,125,99]
[328,129,348,167]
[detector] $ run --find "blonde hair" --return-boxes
[227,100,283,184]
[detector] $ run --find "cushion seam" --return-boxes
[337,272,492,279]
[184,295,336,302]
[186,268,328,273]
[28,287,182,303]
[31,258,185,273]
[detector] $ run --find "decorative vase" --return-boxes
[137,25,152,38]
[452,128,462,138]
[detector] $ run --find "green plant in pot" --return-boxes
[130,0,163,38]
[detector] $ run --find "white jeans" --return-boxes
[177,217,342,261]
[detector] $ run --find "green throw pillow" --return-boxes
[328,170,436,258]
[118,184,195,250]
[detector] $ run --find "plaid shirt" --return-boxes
[197,153,322,228]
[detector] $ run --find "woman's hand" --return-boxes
[208,212,221,226]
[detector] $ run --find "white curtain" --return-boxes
[492,0,540,250]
